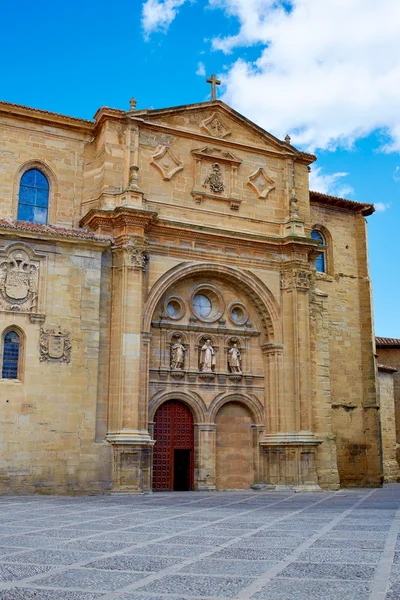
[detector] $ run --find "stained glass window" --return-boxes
[2,331,20,379]
[18,169,49,224]
[311,230,325,273]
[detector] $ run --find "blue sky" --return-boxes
[1,0,399,337]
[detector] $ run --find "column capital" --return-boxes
[111,237,149,270]
[280,268,312,291]
[261,342,284,356]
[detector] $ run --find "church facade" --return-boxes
[0,93,391,494]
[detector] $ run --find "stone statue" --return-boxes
[171,337,185,370]
[200,339,216,372]
[228,343,242,373]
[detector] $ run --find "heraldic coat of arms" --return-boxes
[40,326,72,363]
[0,248,38,312]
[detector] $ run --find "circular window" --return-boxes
[190,285,224,323]
[163,296,185,320]
[193,294,212,317]
[229,302,248,326]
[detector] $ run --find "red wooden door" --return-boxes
[153,401,194,491]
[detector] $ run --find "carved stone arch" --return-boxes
[167,330,189,344]
[208,392,265,424]
[13,159,58,224]
[143,262,282,343]
[149,389,208,424]
[311,223,333,275]
[195,332,218,347]
[225,334,246,347]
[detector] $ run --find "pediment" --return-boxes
[191,145,241,165]
[135,101,313,161]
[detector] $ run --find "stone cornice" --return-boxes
[80,207,158,238]
[0,220,111,248]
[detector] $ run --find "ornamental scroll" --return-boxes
[0,246,41,313]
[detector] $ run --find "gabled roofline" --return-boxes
[126,100,316,165]
[0,99,94,134]
[310,190,374,216]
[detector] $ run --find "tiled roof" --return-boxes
[0,100,93,124]
[0,219,112,243]
[310,191,374,216]
[376,337,400,348]
[378,363,398,373]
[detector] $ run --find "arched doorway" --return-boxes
[153,400,194,491]
[216,402,254,490]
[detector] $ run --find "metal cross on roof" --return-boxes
[206,74,221,101]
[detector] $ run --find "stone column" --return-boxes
[106,238,154,491]
[195,424,217,491]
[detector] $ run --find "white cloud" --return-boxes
[142,0,188,37]
[374,202,391,212]
[196,61,206,77]
[141,0,400,152]
[309,167,354,198]
[210,0,400,152]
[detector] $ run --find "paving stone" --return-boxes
[251,579,372,600]
[212,547,290,560]
[0,536,58,548]
[162,535,233,545]
[296,548,383,564]
[131,544,213,557]
[178,558,276,576]
[137,574,252,597]
[386,582,400,599]
[33,568,146,591]
[311,538,386,550]
[4,549,103,565]
[85,555,182,572]
[231,537,300,549]
[277,562,377,580]
[0,590,104,600]
[0,563,55,581]
[61,540,135,552]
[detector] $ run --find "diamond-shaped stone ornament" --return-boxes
[248,167,276,198]
[151,145,184,181]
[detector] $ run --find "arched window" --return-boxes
[311,230,326,273]
[2,330,21,379]
[18,169,49,224]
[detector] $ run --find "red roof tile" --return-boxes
[0,100,93,124]
[0,219,112,243]
[378,363,398,373]
[376,337,400,348]
[310,191,374,216]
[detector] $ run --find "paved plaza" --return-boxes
[0,486,399,600]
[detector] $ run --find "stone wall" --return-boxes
[378,366,400,481]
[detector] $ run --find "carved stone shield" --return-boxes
[5,270,30,301]
[48,335,65,359]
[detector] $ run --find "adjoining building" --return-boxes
[0,91,395,494]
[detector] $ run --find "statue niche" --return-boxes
[199,338,216,372]
[170,335,186,370]
[228,341,242,374]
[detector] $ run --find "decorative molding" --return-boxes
[150,145,183,181]
[191,146,242,210]
[248,167,275,199]
[280,269,312,291]
[40,326,71,363]
[0,245,42,315]
[201,112,231,139]
[111,238,149,270]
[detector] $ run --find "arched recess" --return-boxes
[143,262,282,344]
[13,160,58,224]
[149,389,207,424]
[1,324,26,381]
[208,392,265,425]
[311,223,333,276]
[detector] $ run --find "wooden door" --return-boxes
[153,401,194,491]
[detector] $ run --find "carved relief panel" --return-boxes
[40,326,72,363]
[191,146,242,210]
[0,244,45,318]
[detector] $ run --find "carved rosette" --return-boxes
[0,247,40,313]
[248,168,276,199]
[40,327,71,363]
[280,269,312,291]
[151,145,183,181]
[201,113,231,139]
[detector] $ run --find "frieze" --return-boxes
[40,326,71,363]
[0,246,41,314]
